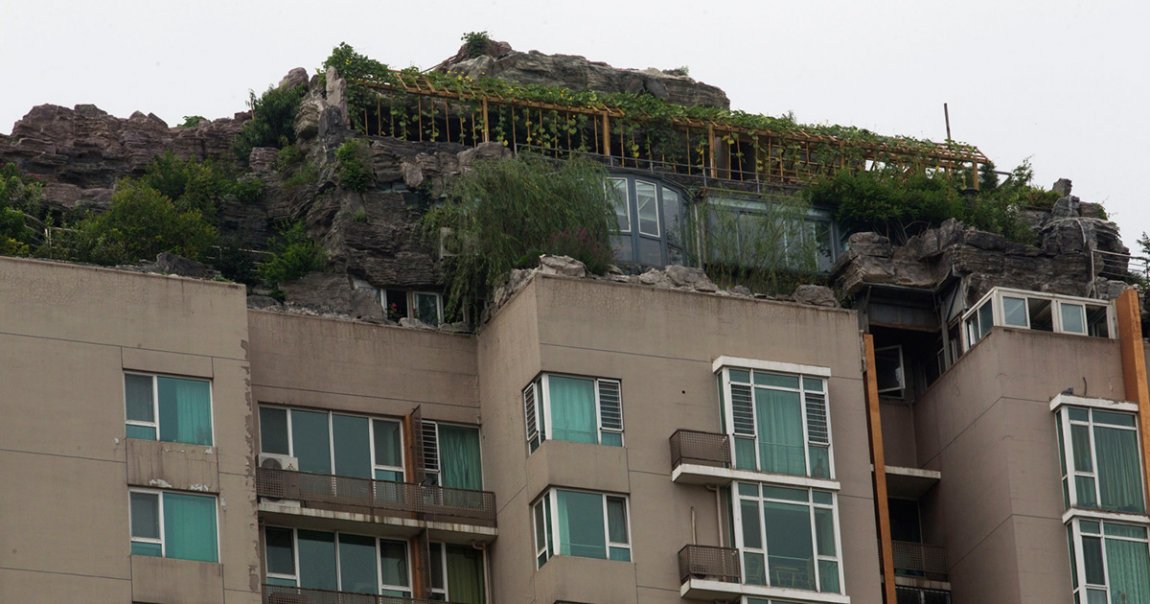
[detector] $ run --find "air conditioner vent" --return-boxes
[259,453,299,471]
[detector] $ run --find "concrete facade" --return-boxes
[2,255,1147,604]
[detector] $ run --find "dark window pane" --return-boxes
[292,410,331,475]
[125,374,154,422]
[373,419,403,469]
[265,528,295,575]
[380,539,409,589]
[557,490,606,559]
[259,407,289,455]
[339,534,378,594]
[297,530,337,590]
[764,501,814,590]
[332,414,371,478]
[130,492,159,539]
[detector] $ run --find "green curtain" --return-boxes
[557,490,606,558]
[1094,426,1144,513]
[157,377,212,445]
[549,377,597,444]
[162,493,217,562]
[763,501,814,590]
[440,425,482,490]
[756,388,805,475]
[1105,538,1150,604]
[447,544,486,604]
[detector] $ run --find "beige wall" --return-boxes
[0,257,259,603]
[916,327,1124,604]
[478,275,882,604]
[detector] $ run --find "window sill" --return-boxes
[672,463,840,491]
[1061,508,1150,525]
[680,577,849,604]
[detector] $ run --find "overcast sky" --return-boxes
[3,0,1148,250]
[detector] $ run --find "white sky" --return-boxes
[3,0,1148,251]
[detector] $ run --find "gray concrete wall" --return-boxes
[916,327,1124,604]
[479,275,881,603]
[0,257,260,603]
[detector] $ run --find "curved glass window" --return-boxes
[607,175,687,267]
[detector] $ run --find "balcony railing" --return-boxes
[256,467,496,527]
[263,585,450,604]
[895,585,952,604]
[892,540,948,581]
[670,430,731,469]
[678,544,741,584]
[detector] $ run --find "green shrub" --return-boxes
[234,83,307,160]
[70,181,217,265]
[422,153,615,314]
[336,140,373,192]
[258,222,326,285]
[322,43,390,134]
[461,31,491,58]
[0,162,42,256]
[179,115,207,128]
[139,152,263,219]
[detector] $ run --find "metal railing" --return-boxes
[895,585,952,604]
[256,467,496,527]
[670,429,731,470]
[678,544,741,584]
[892,540,948,580]
[263,585,450,604]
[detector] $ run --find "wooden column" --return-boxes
[863,334,898,604]
[601,113,611,159]
[1115,288,1150,508]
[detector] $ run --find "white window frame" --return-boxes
[1067,516,1150,604]
[263,526,413,596]
[124,371,214,445]
[1051,395,1145,514]
[258,405,405,481]
[608,177,631,234]
[412,290,444,326]
[731,482,845,595]
[634,179,661,237]
[874,345,905,396]
[962,287,1115,351]
[429,541,487,601]
[523,373,625,452]
[532,488,632,567]
[129,488,219,562]
[420,420,484,489]
[717,363,835,481]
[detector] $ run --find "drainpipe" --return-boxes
[705,484,723,547]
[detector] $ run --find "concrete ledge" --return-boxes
[131,555,223,604]
[535,555,637,604]
[527,440,630,500]
[257,501,498,544]
[126,438,219,492]
[681,577,851,603]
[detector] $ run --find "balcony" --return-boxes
[256,467,497,538]
[892,541,948,581]
[679,544,741,599]
[263,585,449,604]
[895,585,952,604]
[669,430,731,485]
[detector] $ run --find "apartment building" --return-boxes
[2,245,1149,604]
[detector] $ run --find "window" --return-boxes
[875,345,905,396]
[382,289,444,326]
[964,288,1112,349]
[421,421,483,490]
[125,373,212,445]
[706,195,838,273]
[719,365,832,479]
[533,489,631,566]
[1054,404,1145,513]
[429,542,486,603]
[608,178,630,233]
[130,490,218,562]
[607,175,687,267]
[259,406,404,481]
[733,483,842,594]
[523,374,623,452]
[264,527,411,596]
[1067,518,1150,603]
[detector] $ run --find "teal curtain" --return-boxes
[756,388,805,475]
[1105,538,1150,604]
[1094,426,1144,513]
[332,414,371,478]
[338,534,378,594]
[440,425,482,490]
[162,493,217,562]
[549,377,597,444]
[557,490,606,558]
[447,544,486,604]
[763,501,814,590]
[157,377,212,445]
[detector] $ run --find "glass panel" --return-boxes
[1061,303,1087,334]
[1028,298,1053,331]
[755,388,806,475]
[439,424,482,490]
[548,376,597,444]
[609,178,630,232]
[813,490,834,505]
[609,546,631,561]
[763,486,808,502]
[379,540,410,589]
[1087,589,1107,604]
[430,542,445,589]
[1087,305,1110,337]
[157,377,212,445]
[298,530,337,590]
[1095,426,1145,513]
[332,414,371,478]
[1105,523,1148,539]
[1070,407,1090,422]
[534,501,547,553]
[978,302,994,338]
[373,419,403,470]
[734,436,757,471]
[132,542,162,557]
[809,445,831,479]
[638,237,663,266]
[266,577,297,587]
[339,534,378,594]
[1083,536,1105,585]
[127,425,157,440]
[819,559,841,593]
[162,493,217,562]
[414,293,440,326]
[636,181,659,236]
[764,501,814,590]
[446,543,486,603]
[802,377,824,392]
[1078,476,1099,508]
[1071,424,1094,472]
[130,492,160,539]
[259,407,289,455]
[265,527,295,575]
[815,508,837,556]
[600,432,623,447]
[610,234,633,264]
[1094,411,1137,428]
[557,490,607,559]
[728,369,751,384]
[125,374,154,422]
[740,500,762,548]
[754,372,800,389]
[1105,537,1150,603]
[743,551,766,585]
[606,497,628,544]
[292,410,332,475]
[737,482,759,497]
[1082,520,1102,535]
[662,188,682,247]
[1003,296,1028,326]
